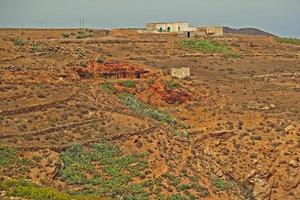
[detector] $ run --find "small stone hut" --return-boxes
[196,26,223,37]
[171,67,190,79]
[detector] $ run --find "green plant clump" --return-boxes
[213,178,234,190]
[14,37,26,46]
[118,93,175,124]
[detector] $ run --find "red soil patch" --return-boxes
[149,79,193,105]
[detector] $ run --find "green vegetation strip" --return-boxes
[178,39,230,53]
[274,37,300,45]
[0,179,108,200]
[118,93,175,124]
[178,39,240,57]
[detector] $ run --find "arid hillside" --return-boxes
[0,28,299,200]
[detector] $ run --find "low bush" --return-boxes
[62,32,70,38]
[76,30,95,39]
[31,43,43,52]
[96,55,104,63]
[14,37,26,46]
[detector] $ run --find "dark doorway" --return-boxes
[187,32,191,38]
[167,27,171,32]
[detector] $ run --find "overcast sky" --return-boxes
[0,0,299,37]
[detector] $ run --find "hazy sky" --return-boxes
[1,0,300,37]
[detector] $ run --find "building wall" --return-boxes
[206,26,223,36]
[146,22,190,33]
[171,67,190,79]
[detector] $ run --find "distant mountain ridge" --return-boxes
[223,27,275,36]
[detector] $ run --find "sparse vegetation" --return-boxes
[0,28,299,200]
[274,37,300,45]
[0,146,17,166]
[58,141,152,199]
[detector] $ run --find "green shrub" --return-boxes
[80,61,87,67]
[14,37,26,46]
[62,32,70,38]
[173,129,189,137]
[213,178,233,190]
[31,43,43,52]
[120,80,136,88]
[274,37,300,45]
[177,184,191,191]
[96,55,104,63]
[165,80,181,90]
[100,82,117,93]
[164,173,181,186]
[76,30,94,39]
